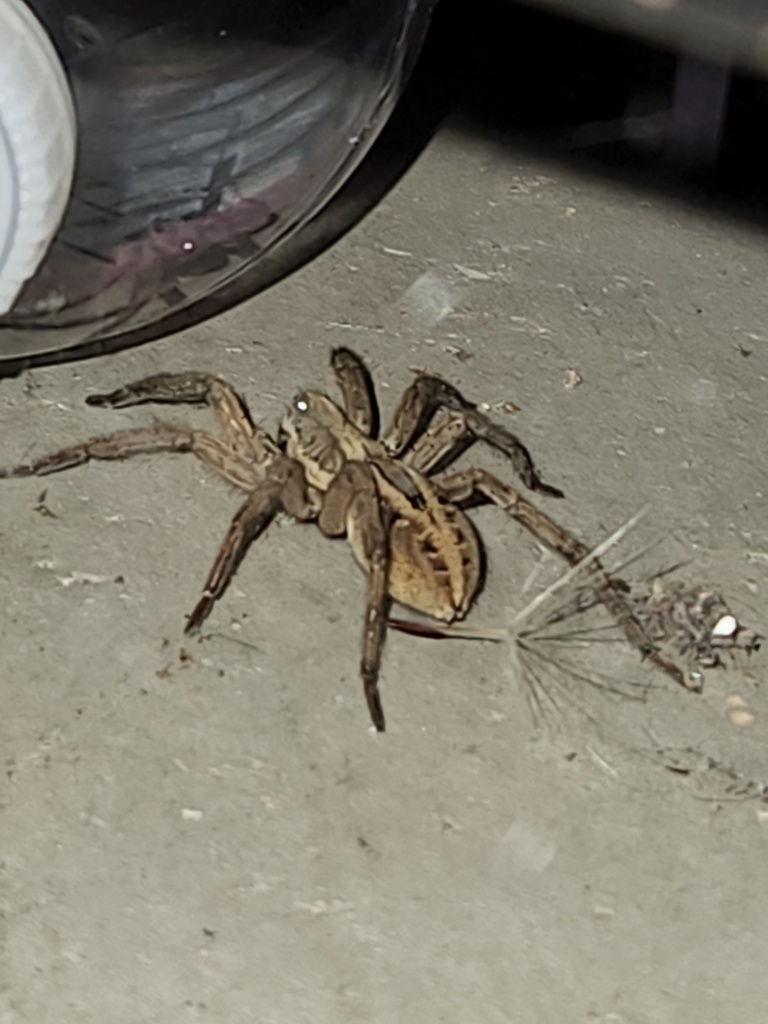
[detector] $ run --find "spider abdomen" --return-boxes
[385,511,482,623]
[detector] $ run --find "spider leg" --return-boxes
[434,467,584,560]
[330,347,380,438]
[186,457,316,632]
[434,467,691,690]
[185,486,283,633]
[87,372,277,463]
[0,426,194,477]
[403,407,474,475]
[382,374,564,497]
[319,461,390,731]
[0,426,266,492]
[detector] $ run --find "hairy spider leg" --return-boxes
[87,372,278,465]
[402,407,474,476]
[382,373,564,497]
[319,460,390,731]
[330,348,380,439]
[186,458,317,634]
[0,426,264,491]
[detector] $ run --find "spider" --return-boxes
[1,348,678,731]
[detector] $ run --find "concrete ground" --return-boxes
[2,117,768,1022]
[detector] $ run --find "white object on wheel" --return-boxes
[0,0,76,314]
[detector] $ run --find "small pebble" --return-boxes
[593,905,615,919]
[727,706,756,729]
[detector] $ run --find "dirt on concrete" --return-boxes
[1,121,767,1023]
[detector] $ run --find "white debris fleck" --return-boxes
[56,572,110,587]
[725,694,756,727]
[587,745,619,777]
[728,706,756,729]
[509,315,552,337]
[481,399,521,415]
[593,904,615,919]
[382,246,412,257]
[34,558,57,570]
[564,369,582,390]
[39,399,71,411]
[712,614,738,638]
[181,808,203,821]
[454,264,491,281]
[294,899,355,917]
[686,669,704,689]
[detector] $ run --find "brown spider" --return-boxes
[1,348,685,731]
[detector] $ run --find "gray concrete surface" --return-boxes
[2,122,768,1023]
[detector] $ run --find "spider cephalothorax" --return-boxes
[1,348,691,730]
